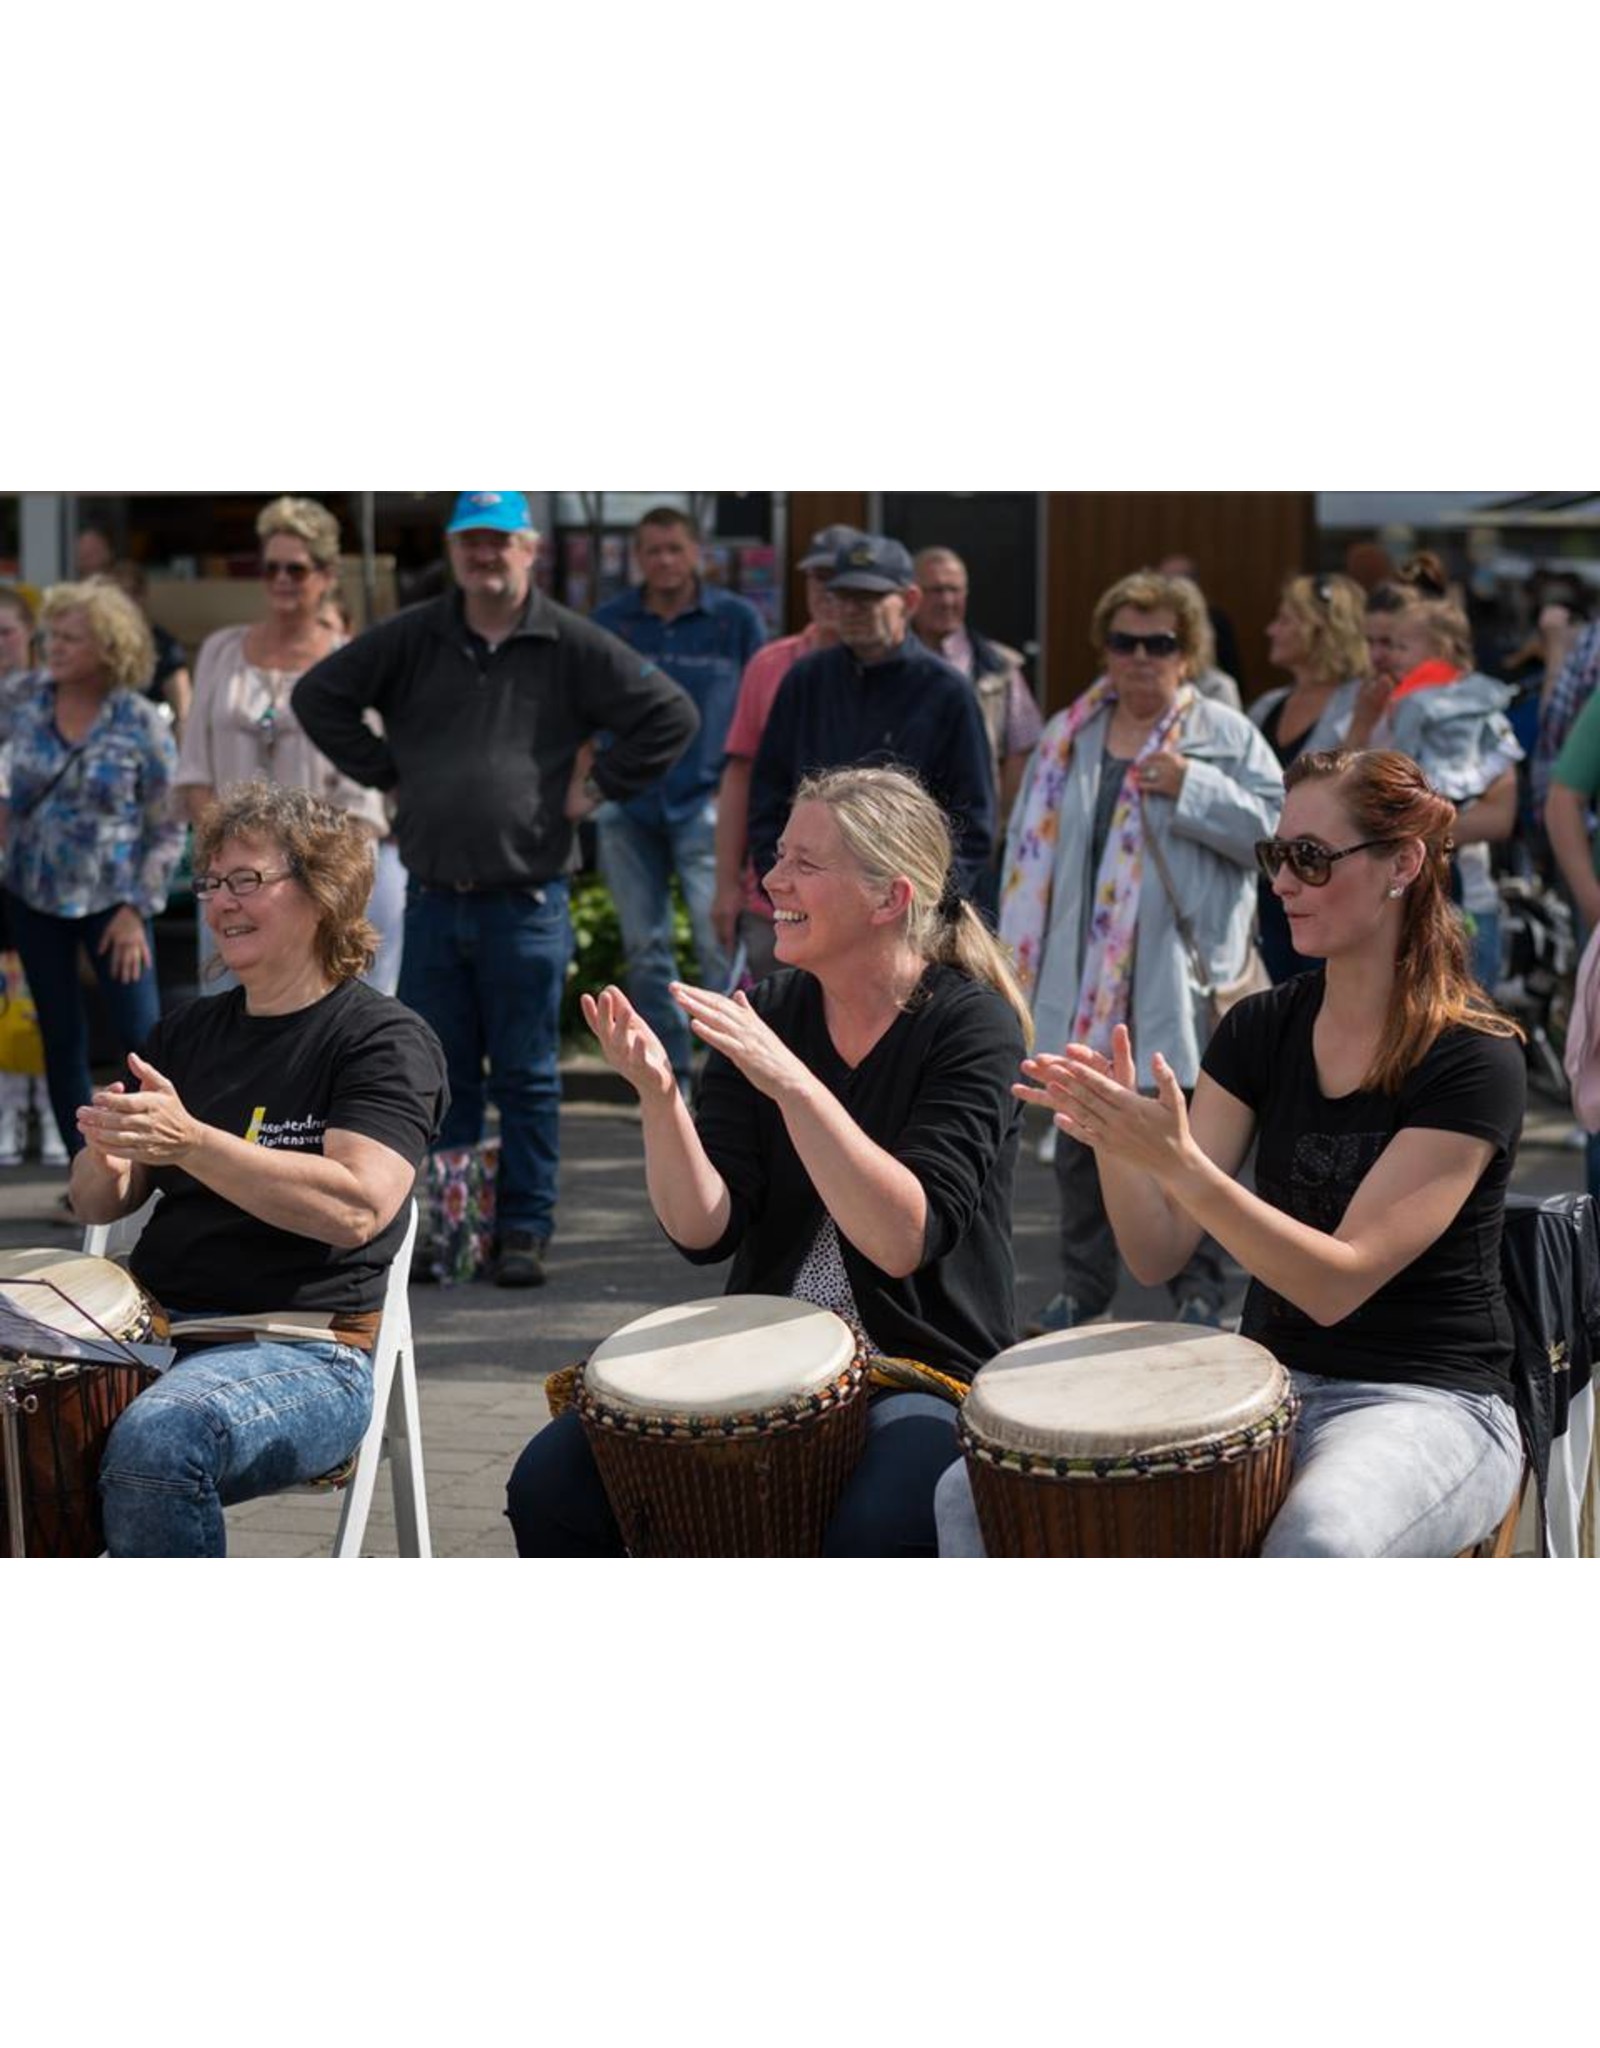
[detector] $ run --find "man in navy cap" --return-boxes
[293,491,698,1287]
[711,523,862,981]
[746,533,996,896]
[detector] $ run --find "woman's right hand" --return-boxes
[580,985,677,1102]
[1348,673,1393,745]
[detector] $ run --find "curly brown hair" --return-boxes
[195,781,377,984]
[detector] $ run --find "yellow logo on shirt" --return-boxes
[244,1106,267,1144]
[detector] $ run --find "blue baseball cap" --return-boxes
[445,491,535,536]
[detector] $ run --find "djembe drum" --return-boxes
[0,1250,164,1559]
[576,1295,870,1556]
[958,1321,1297,1556]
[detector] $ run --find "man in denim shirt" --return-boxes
[592,507,765,1089]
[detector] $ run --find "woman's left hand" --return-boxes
[1138,750,1188,800]
[670,983,814,1103]
[75,1053,202,1164]
[97,905,151,985]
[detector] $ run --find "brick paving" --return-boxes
[2,1071,1581,1557]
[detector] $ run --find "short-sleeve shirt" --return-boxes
[130,979,447,1318]
[1202,973,1525,1396]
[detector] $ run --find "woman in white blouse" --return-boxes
[177,496,404,994]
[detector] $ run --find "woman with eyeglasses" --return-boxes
[942,749,1527,1557]
[1000,568,1284,1335]
[1249,572,1371,982]
[70,781,447,1556]
[177,496,405,995]
[0,578,184,1162]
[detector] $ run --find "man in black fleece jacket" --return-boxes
[292,491,697,1285]
[747,535,996,897]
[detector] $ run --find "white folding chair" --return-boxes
[82,1195,430,1558]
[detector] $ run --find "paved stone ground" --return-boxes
[2,1065,1581,1557]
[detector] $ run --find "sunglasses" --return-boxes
[1106,629,1182,658]
[261,559,316,583]
[1254,836,1401,887]
[1306,575,1334,606]
[193,867,296,897]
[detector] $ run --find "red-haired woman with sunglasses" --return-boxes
[945,748,1528,1557]
[177,497,404,994]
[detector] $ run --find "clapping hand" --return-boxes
[1015,1024,1196,1181]
[581,985,677,1101]
[670,982,812,1102]
[75,1053,201,1165]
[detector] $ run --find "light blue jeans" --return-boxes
[595,798,727,1083]
[99,1338,373,1556]
[933,1370,1523,1558]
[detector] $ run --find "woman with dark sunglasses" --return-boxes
[1249,572,1371,982]
[999,568,1283,1335]
[948,748,1528,1557]
[177,497,405,994]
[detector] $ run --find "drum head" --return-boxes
[965,1321,1289,1460]
[0,1249,145,1345]
[585,1296,857,1419]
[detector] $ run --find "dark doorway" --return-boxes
[881,492,1041,685]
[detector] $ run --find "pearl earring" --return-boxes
[1389,885,1405,899]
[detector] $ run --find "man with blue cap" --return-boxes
[293,492,698,1287]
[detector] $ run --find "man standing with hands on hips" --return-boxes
[293,491,698,1287]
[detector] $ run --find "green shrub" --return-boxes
[561,873,701,1040]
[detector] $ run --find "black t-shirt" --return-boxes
[130,980,447,1318]
[678,963,1024,1380]
[1201,972,1525,1396]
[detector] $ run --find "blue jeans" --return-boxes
[506,1391,959,1557]
[397,881,572,1238]
[99,1338,373,1556]
[594,799,727,1082]
[3,890,162,1155]
[933,1370,1523,1557]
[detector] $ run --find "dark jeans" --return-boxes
[397,881,573,1239]
[506,1392,959,1557]
[1053,1110,1225,1315]
[3,890,161,1154]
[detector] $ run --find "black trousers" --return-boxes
[505,1393,960,1558]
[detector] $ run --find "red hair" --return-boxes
[1284,749,1522,1093]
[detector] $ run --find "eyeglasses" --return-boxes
[1254,836,1401,887]
[261,560,315,584]
[1106,629,1182,658]
[192,867,297,897]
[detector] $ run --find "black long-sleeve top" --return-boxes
[746,635,997,898]
[675,963,1023,1381]
[291,590,698,890]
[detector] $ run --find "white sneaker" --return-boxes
[39,1129,68,1167]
